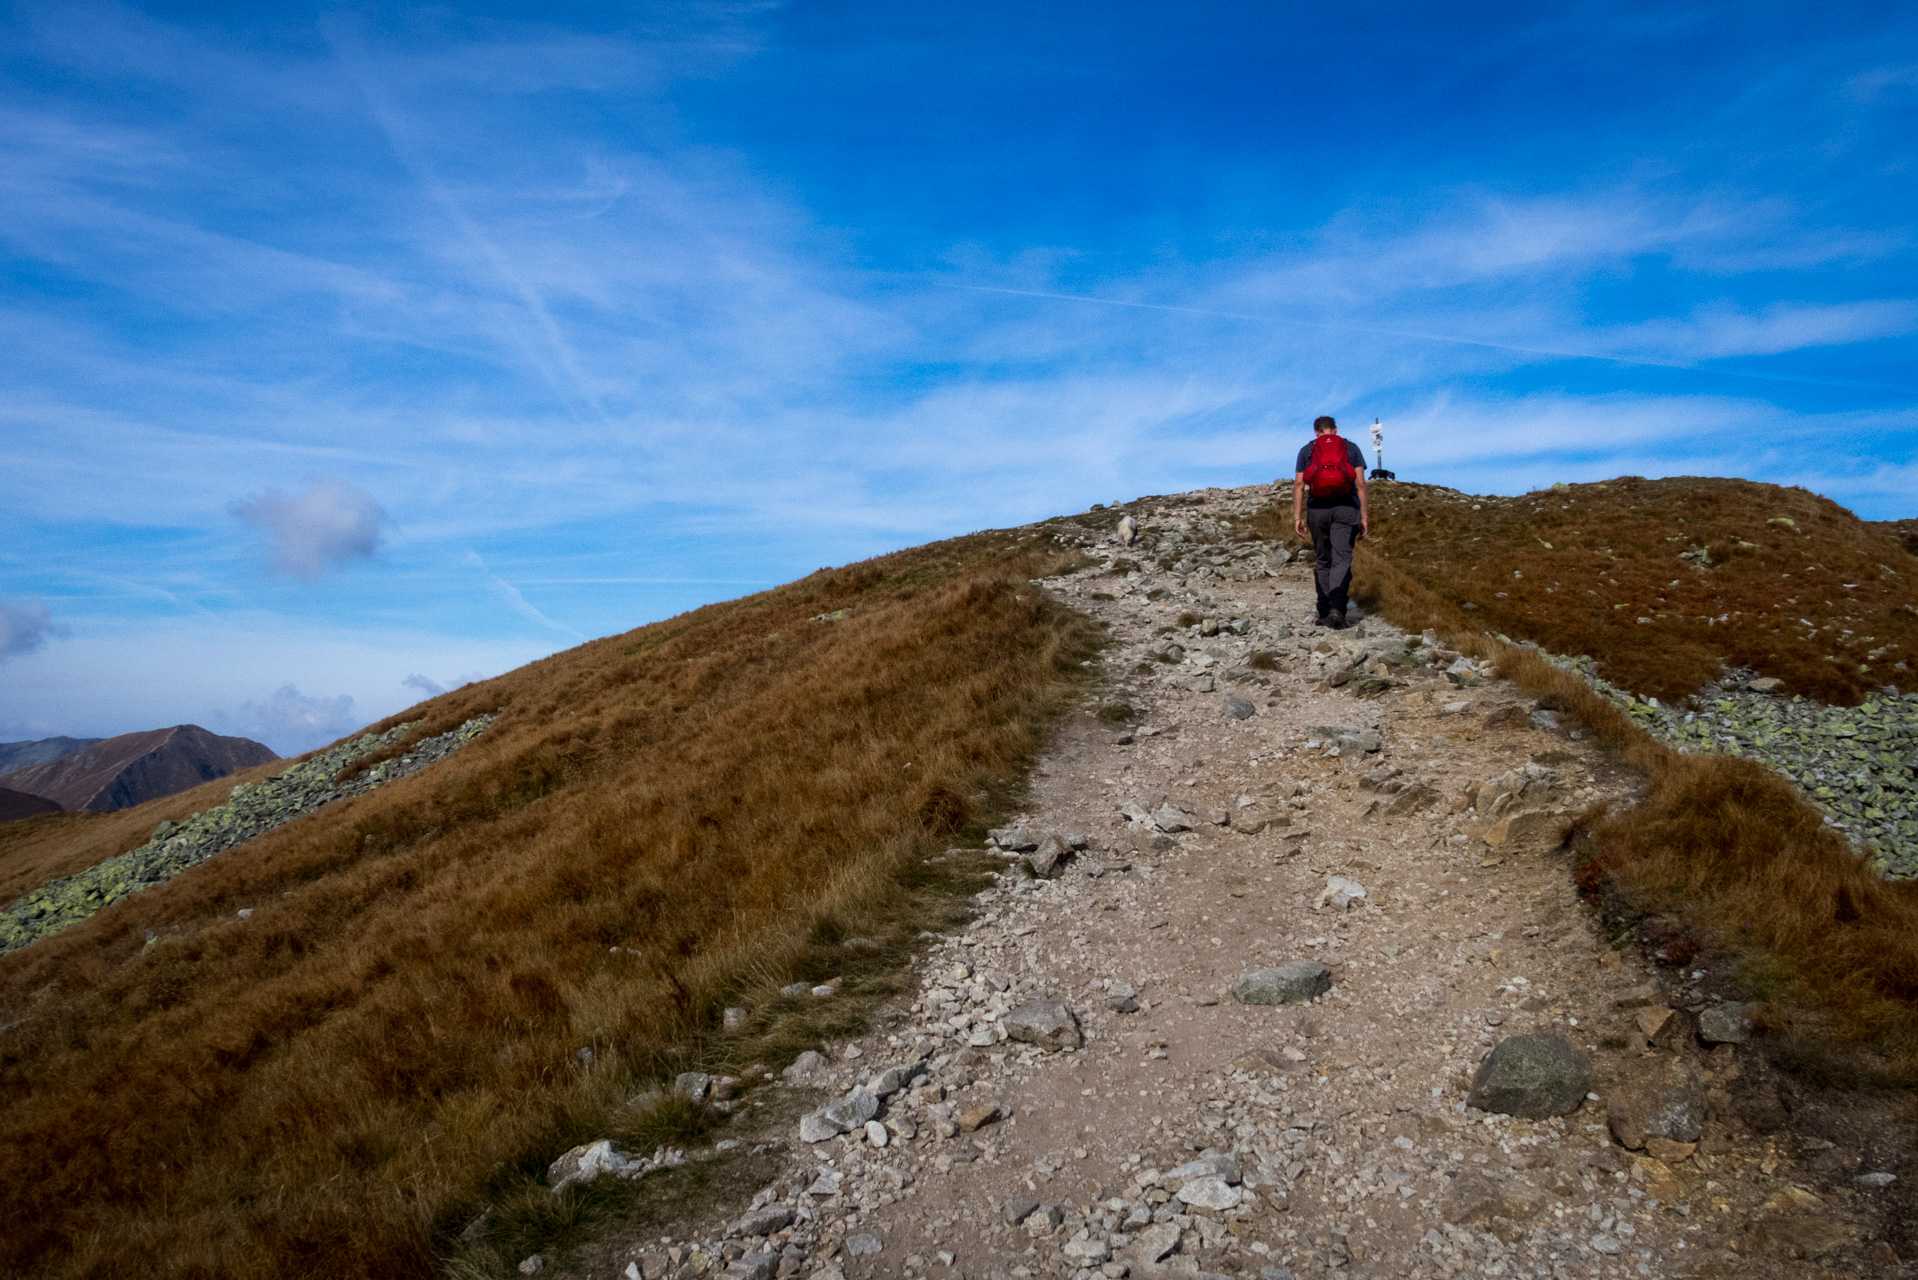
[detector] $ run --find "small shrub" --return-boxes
[1096,703,1134,725]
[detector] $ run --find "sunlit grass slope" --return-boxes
[1363,475,1918,704]
[1347,476,1918,1081]
[0,528,1096,1280]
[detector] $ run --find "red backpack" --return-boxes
[1304,433,1356,499]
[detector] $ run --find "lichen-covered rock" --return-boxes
[1468,1034,1591,1118]
[1698,1001,1753,1044]
[1002,997,1082,1050]
[1230,960,1332,1005]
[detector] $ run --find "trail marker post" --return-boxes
[1369,418,1395,481]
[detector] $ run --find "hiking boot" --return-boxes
[1315,612,1331,627]
[1329,611,1347,630]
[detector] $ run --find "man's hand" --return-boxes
[1293,515,1308,540]
[1358,513,1369,541]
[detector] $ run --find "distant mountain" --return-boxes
[0,786,62,823]
[0,736,103,777]
[0,726,278,813]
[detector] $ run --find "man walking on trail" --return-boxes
[1292,415,1369,629]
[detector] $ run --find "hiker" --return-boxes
[1291,414,1369,629]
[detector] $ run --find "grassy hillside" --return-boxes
[0,528,1096,1280]
[1345,476,1918,1080]
[1362,475,1918,704]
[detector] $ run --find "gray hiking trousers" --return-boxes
[1306,504,1360,616]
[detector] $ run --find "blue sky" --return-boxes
[2,1,1915,753]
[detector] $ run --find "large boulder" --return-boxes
[1002,997,1082,1051]
[1607,1058,1705,1150]
[1231,960,1332,1005]
[1697,1001,1753,1045]
[1468,1034,1592,1118]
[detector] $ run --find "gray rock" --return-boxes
[1176,1175,1242,1210]
[779,982,812,999]
[1062,1237,1109,1265]
[798,1112,839,1144]
[518,1256,544,1275]
[990,827,1041,852]
[1857,1172,1898,1187]
[782,1050,826,1082]
[1002,997,1082,1050]
[1168,1154,1241,1184]
[723,1006,749,1032]
[844,1233,883,1257]
[1023,1204,1064,1235]
[674,1071,712,1101]
[1230,961,1332,1006]
[1607,1058,1704,1149]
[1003,1192,1040,1224]
[1151,804,1194,833]
[1187,674,1216,693]
[1529,709,1561,731]
[868,1060,926,1097]
[1132,1222,1181,1263]
[1026,834,1069,878]
[725,1253,777,1280]
[1697,1001,1752,1045]
[733,1206,795,1237]
[821,1087,880,1131]
[805,1168,843,1196]
[1106,981,1141,1013]
[1468,1034,1592,1119]
[547,1139,644,1193]
[1316,876,1365,911]
[1225,697,1257,720]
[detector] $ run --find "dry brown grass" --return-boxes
[1349,520,1918,1081]
[1362,476,1918,703]
[0,530,1098,1280]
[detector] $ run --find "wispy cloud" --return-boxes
[230,478,390,582]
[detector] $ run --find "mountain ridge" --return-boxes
[0,725,277,814]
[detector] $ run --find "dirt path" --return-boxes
[597,487,1902,1280]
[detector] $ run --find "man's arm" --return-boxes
[1292,471,1308,539]
[1354,470,1369,540]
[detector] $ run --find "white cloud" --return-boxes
[401,671,483,698]
[230,476,390,582]
[226,684,359,755]
[0,597,64,661]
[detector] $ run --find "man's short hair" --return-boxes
[1313,415,1337,433]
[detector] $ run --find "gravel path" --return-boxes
[587,488,1902,1280]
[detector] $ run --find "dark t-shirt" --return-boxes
[1295,436,1367,508]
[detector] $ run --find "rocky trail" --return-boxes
[558,487,1910,1280]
